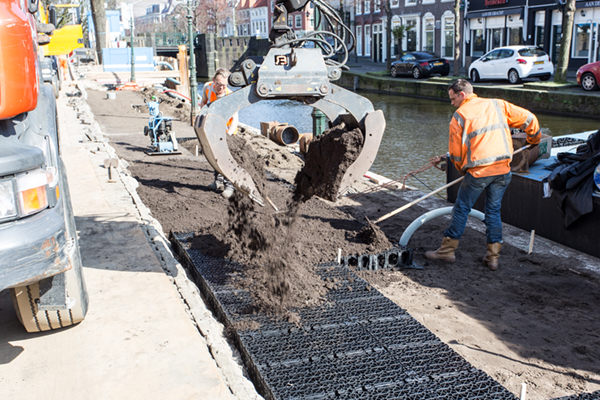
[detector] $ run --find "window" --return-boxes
[471,29,485,57]
[508,27,523,46]
[423,17,434,52]
[391,0,399,7]
[357,25,363,56]
[295,14,302,28]
[356,0,362,15]
[288,16,292,27]
[405,0,416,6]
[574,23,590,58]
[374,0,380,13]
[270,0,274,12]
[364,0,370,14]
[406,18,417,52]
[442,15,454,58]
[535,26,545,47]
[486,49,502,60]
[491,28,503,49]
[365,24,371,55]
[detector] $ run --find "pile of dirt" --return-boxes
[294,122,363,202]
[139,87,192,124]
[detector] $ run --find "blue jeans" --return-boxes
[444,172,512,244]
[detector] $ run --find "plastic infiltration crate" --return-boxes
[171,231,598,400]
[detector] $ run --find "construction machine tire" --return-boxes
[10,265,87,332]
[11,160,89,333]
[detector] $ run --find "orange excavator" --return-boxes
[0,0,88,332]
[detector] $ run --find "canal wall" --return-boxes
[339,72,600,120]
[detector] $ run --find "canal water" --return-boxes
[238,91,600,193]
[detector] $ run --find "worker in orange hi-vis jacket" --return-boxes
[200,68,239,199]
[59,56,68,81]
[425,79,541,271]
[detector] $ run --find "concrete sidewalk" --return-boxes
[0,83,261,399]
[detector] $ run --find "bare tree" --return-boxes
[554,0,575,82]
[88,0,106,63]
[198,0,231,34]
[379,0,394,71]
[452,0,461,76]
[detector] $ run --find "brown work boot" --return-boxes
[425,237,459,263]
[483,243,502,271]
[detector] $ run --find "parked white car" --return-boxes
[469,46,553,84]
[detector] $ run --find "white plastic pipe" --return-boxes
[399,206,485,247]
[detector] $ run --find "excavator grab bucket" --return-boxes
[195,112,265,206]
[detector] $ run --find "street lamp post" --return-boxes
[130,13,136,83]
[187,0,198,123]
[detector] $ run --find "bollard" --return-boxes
[311,108,327,138]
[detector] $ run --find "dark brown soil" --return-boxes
[294,122,363,202]
[85,87,600,399]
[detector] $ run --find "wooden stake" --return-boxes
[265,196,278,212]
[528,230,535,254]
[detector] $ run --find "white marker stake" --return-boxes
[520,382,527,400]
[195,145,199,157]
[337,248,342,264]
[528,230,535,254]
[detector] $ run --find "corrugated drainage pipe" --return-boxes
[399,206,485,247]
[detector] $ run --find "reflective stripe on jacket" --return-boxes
[202,82,236,133]
[449,94,541,178]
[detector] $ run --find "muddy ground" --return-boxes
[85,87,600,399]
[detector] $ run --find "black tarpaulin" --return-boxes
[545,130,600,228]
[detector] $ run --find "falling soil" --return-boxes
[84,87,600,399]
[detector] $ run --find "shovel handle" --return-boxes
[374,144,532,224]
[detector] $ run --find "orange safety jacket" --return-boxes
[202,82,237,134]
[449,93,541,178]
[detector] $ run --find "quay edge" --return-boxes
[339,71,600,120]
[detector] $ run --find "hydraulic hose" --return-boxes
[398,206,485,247]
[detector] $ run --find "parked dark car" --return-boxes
[576,60,600,91]
[391,52,450,79]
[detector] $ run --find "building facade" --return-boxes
[353,0,463,64]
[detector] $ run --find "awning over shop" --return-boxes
[466,6,524,19]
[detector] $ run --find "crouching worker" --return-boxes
[200,68,239,199]
[426,79,541,271]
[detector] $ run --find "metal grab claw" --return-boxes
[194,48,385,205]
